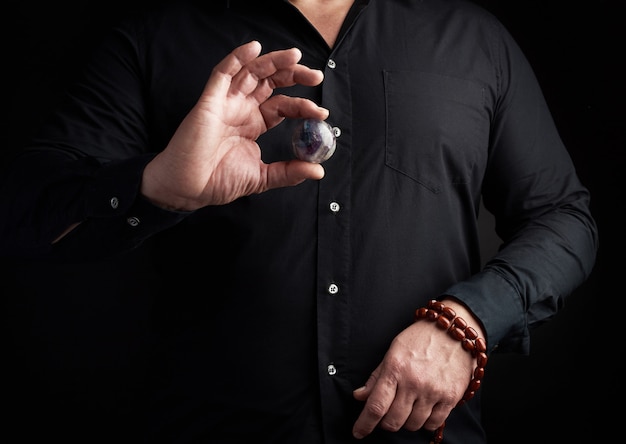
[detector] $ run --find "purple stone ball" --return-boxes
[291,119,336,163]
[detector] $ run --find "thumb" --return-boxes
[352,372,379,401]
[264,159,325,191]
[352,385,369,401]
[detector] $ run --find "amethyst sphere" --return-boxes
[291,119,336,163]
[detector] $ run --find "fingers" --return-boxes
[351,372,454,439]
[206,40,264,96]
[211,41,324,97]
[379,378,453,433]
[380,387,422,432]
[352,369,397,439]
[232,45,324,92]
[416,402,451,432]
[260,95,329,130]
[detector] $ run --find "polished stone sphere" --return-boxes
[291,119,336,163]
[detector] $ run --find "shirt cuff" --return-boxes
[442,269,529,354]
[53,154,191,259]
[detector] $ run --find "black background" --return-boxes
[2,1,625,443]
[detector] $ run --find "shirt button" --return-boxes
[327,59,336,69]
[329,201,340,213]
[126,216,141,227]
[332,126,341,138]
[327,364,337,376]
[110,197,119,209]
[328,283,339,295]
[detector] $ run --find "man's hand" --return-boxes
[141,40,329,211]
[352,299,484,439]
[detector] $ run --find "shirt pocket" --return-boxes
[384,70,489,193]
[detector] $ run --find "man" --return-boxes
[0,1,598,443]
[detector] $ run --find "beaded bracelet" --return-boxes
[413,299,488,444]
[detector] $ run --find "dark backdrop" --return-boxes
[2,1,624,443]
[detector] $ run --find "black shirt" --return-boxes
[0,1,598,443]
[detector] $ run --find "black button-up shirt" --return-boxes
[0,1,598,443]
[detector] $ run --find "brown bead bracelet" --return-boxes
[413,299,488,444]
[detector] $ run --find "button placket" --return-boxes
[317,46,352,419]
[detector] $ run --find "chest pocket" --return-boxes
[384,70,489,194]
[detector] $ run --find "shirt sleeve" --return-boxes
[0,150,189,260]
[0,17,191,261]
[442,18,598,354]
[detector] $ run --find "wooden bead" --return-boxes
[436,315,452,330]
[441,306,456,319]
[468,378,482,392]
[477,351,488,368]
[415,307,428,319]
[449,327,466,341]
[474,366,485,379]
[452,316,468,330]
[475,337,487,353]
[457,390,476,405]
[461,338,475,352]
[465,326,478,340]
[429,300,445,311]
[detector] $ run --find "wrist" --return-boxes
[413,299,488,444]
